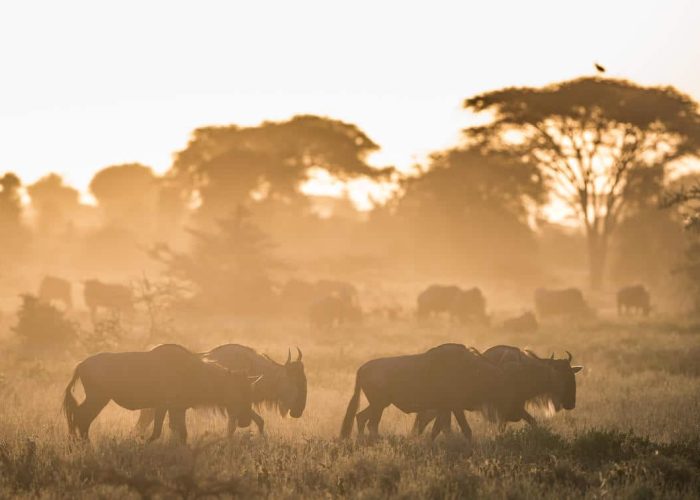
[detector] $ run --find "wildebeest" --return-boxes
[83,279,133,318]
[63,344,257,442]
[501,311,538,334]
[38,276,72,309]
[416,285,488,324]
[413,345,583,436]
[136,344,307,435]
[617,285,651,316]
[340,344,519,444]
[534,288,590,319]
[309,295,362,330]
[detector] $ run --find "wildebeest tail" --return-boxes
[340,375,362,438]
[62,365,81,435]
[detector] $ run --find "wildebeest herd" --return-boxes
[63,341,582,449]
[37,276,653,330]
[50,277,648,445]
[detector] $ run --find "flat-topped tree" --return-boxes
[170,115,392,219]
[464,77,700,289]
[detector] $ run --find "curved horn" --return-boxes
[296,346,302,362]
[566,350,573,363]
[286,348,291,364]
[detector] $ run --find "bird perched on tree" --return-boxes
[594,62,606,73]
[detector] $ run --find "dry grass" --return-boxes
[0,312,699,498]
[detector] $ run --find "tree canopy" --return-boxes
[464,77,700,288]
[387,148,545,278]
[170,115,392,218]
[27,173,80,235]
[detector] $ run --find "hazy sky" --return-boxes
[1,0,699,199]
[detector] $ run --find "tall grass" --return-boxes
[0,313,698,498]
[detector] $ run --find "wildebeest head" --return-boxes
[546,351,583,411]
[278,347,307,418]
[226,371,261,428]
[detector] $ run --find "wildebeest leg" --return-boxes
[168,408,188,443]
[453,411,472,442]
[227,412,237,436]
[521,409,537,427]
[430,411,451,440]
[135,408,155,433]
[356,406,372,435]
[367,405,386,437]
[413,410,437,435]
[251,410,265,435]
[77,396,109,440]
[148,408,167,442]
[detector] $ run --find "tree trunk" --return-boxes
[587,231,608,291]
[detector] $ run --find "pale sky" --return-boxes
[1,0,699,202]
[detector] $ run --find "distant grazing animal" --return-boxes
[309,294,362,330]
[63,344,257,442]
[414,345,582,436]
[281,279,362,321]
[617,285,650,316]
[534,288,590,319]
[501,311,538,334]
[417,285,488,324]
[83,279,133,317]
[136,344,306,435]
[340,344,520,445]
[38,276,72,309]
[314,280,359,305]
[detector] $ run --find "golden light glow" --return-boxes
[1,0,699,219]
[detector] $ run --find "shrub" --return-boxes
[12,294,76,352]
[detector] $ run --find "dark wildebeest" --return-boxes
[309,295,362,330]
[501,311,538,334]
[413,345,583,436]
[534,288,590,319]
[136,344,307,435]
[38,276,72,309]
[416,285,488,324]
[617,285,651,316]
[63,344,257,442]
[84,279,133,318]
[339,344,519,445]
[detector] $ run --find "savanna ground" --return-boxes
[0,305,699,499]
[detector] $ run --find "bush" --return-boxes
[12,294,77,352]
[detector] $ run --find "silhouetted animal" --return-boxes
[534,288,589,318]
[136,344,306,434]
[339,344,519,444]
[309,295,362,330]
[83,279,133,317]
[63,344,256,442]
[617,285,650,316]
[38,276,72,309]
[595,62,606,73]
[413,345,583,436]
[315,280,359,305]
[501,311,538,333]
[417,285,487,324]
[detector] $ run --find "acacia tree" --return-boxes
[464,77,700,289]
[170,114,392,220]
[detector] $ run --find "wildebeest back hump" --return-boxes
[79,350,183,410]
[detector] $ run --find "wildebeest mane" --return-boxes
[261,353,283,366]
